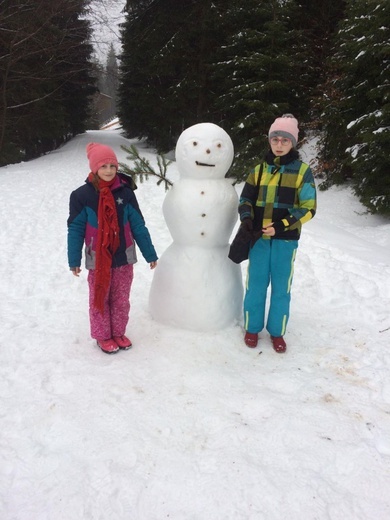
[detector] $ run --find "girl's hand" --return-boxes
[262,224,276,237]
[71,267,82,277]
[149,261,158,270]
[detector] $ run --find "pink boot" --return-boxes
[113,335,132,350]
[97,339,120,354]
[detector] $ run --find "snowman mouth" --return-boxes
[196,161,215,167]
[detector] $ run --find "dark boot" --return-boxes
[270,336,286,353]
[244,332,258,348]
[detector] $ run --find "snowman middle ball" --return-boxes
[163,123,238,247]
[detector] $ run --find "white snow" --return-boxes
[1,127,390,520]
[346,144,365,159]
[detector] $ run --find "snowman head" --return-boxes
[175,123,234,180]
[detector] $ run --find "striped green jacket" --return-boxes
[239,157,317,240]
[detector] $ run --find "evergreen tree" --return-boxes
[118,0,229,152]
[290,0,347,124]
[54,5,97,137]
[0,0,96,165]
[93,44,119,124]
[212,0,305,178]
[318,0,390,215]
[104,43,119,116]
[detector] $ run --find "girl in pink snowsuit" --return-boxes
[67,143,158,354]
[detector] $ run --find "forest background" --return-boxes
[0,0,389,215]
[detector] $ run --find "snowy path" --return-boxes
[0,130,389,519]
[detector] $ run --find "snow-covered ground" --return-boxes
[0,127,389,520]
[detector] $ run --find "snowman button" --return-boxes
[201,191,205,194]
[201,232,205,236]
[201,213,206,217]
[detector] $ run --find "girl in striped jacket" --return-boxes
[238,114,316,352]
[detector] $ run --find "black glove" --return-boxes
[239,218,254,241]
[272,221,285,234]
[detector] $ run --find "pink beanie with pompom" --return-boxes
[86,142,118,174]
[268,114,299,148]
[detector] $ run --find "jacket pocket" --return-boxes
[85,237,96,269]
[125,243,137,264]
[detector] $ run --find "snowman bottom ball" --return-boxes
[149,243,243,331]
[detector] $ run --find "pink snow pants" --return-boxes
[87,264,134,340]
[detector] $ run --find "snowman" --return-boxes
[149,122,243,331]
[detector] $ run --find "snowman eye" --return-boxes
[216,142,222,148]
[193,141,198,146]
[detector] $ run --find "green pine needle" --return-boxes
[120,144,174,191]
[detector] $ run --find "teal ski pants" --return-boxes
[244,238,298,337]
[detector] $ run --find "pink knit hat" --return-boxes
[268,114,299,147]
[86,142,118,173]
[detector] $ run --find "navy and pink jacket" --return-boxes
[67,175,157,270]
